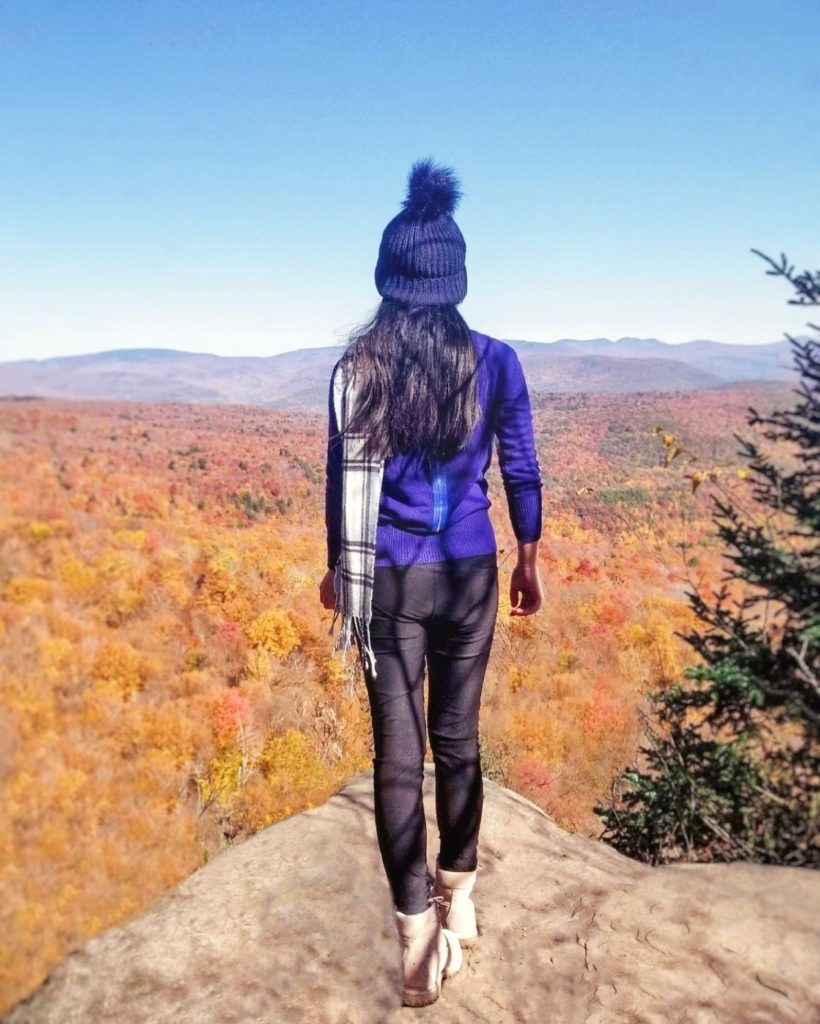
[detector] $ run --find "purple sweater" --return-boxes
[325,330,542,569]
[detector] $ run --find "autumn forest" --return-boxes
[0,380,796,1011]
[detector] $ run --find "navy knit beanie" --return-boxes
[374,158,467,306]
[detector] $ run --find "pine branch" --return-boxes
[750,250,820,306]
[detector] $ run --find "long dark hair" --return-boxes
[339,299,480,460]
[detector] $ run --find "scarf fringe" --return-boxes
[331,610,378,679]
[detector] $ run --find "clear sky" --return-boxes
[1,0,818,362]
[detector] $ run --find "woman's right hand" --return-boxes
[319,569,337,611]
[510,541,543,616]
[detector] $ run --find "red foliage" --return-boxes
[517,759,556,791]
[211,690,252,741]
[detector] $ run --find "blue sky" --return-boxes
[1,0,818,361]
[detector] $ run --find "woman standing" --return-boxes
[320,159,543,1007]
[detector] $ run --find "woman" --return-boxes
[319,159,543,1007]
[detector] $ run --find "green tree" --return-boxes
[596,252,820,866]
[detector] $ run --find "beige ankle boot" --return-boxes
[394,903,462,1007]
[433,860,478,946]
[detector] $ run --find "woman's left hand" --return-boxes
[319,568,337,611]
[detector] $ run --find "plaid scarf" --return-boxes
[330,360,384,678]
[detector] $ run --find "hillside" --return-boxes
[5,769,819,1023]
[0,336,798,409]
[0,380,802,1012]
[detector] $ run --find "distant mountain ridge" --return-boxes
[0,336,799,408]
[512,336,796,389]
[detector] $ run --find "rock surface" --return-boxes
[5,768,819,1023]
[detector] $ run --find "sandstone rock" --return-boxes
[5,768,819,1023]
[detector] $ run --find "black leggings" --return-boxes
[363,552,499,915]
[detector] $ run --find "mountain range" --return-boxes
[0,336,800,409]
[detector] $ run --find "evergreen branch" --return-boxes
[750,250,820,306]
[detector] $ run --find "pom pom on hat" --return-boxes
[402,158,462,221]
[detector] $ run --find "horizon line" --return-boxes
[0,334,797,367]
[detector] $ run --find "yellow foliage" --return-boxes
[97,550,131,576]
[58,555,97,595]
[256,552,287,585]
[508,665,535,694]
[46,770,90,824]
[39,819,69,860]
[199,548,241,606]
[38,636,73,682]
[618,622,648,648]
[5,769,36,814]
[500,599,537,638]
[4,576,51,606]
[507,708,568,764]
[556,649,577,672]
[245,647,273,681]
[114,895,140,919]
[544,515,600,544]
[29,521,53,543]
[152,550,191,607]
[97,579,146,623]
[322,657,347,690]
[92,641,147,698]
[4,684,56,738]
[133,704,203,769]
[196,746,246,810]
[113,529,146,550]
[259,728,327,794]
[208,547,240,575]
[53,882,79,914]
[245,608,300,658]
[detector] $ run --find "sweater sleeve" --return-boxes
[325,366,343,571]
[492,345,543,542]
